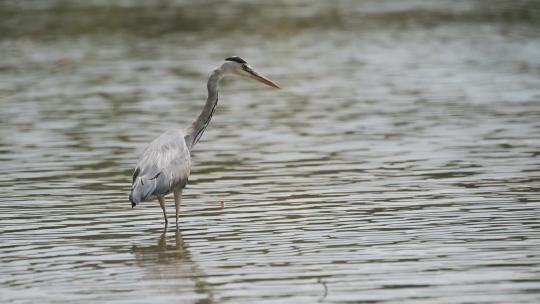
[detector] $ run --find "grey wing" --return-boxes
[133,130,191,196]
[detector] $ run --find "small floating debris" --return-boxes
[220,201,225,209]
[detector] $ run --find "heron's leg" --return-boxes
[158,195,168,224]
[174,189,182,224]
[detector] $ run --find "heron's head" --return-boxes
[220,56,280,89]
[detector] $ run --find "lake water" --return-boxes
[1,1,540,303]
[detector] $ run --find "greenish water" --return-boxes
[1,1,540,303]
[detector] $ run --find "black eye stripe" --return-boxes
[225,56,247,64]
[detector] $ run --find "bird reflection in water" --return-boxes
[132,225,191,264]
[131,225,212,300]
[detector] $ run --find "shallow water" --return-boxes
[1,1,540,303]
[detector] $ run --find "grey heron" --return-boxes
[129,56,280,224]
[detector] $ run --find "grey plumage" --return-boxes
[129,57,279,224]
[130,130,191,207]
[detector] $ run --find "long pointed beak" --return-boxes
[247,69,280,89]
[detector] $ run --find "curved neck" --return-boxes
[185,68,224,150]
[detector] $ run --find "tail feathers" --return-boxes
[129,176,157,208]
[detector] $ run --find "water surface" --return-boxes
[1,1,540,303]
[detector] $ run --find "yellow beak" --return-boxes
[247,69,280,89]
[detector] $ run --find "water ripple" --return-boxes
[2,1,540,303]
